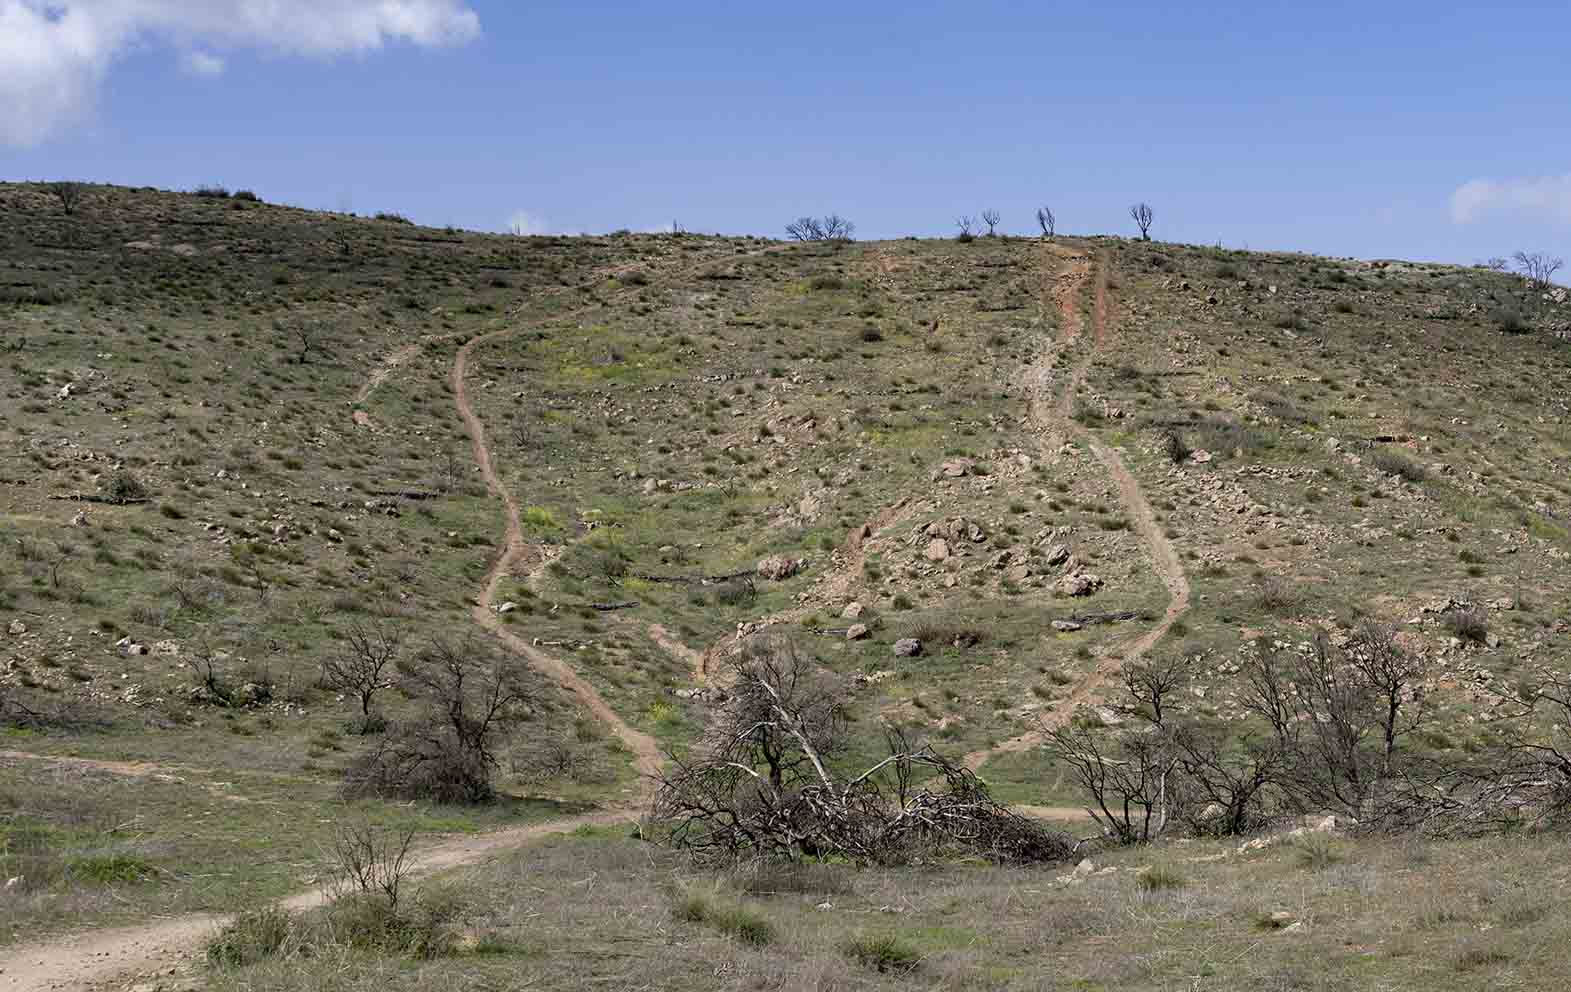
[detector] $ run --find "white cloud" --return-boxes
[1450,173,1571,225]
[505,210,550,236]
[181,50,224,76]
[0,0,481,146]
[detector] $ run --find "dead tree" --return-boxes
[323,619,402,727]
[290,321,329,365]
[1036,206,1056,239]
[344,636,532,803]
[955,216,977,239]
[1513,251,1564,291]
[49,181,84,216]
[325,818,416,909]
[785,215,855,242]
[1129,202,1154,241]
[981,209,1001,237]
[1046,723,1182,844]
[1122,654,1193,729]
[652,636,1068,864]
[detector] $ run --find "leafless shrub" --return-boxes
[343,636,532,803]
[1035,206,1055,239]
[652,637,1069,864]
[323,619,402,728]
[954,216,977,241]
[324,818,416,909]
[1129,202,1154,241]
[1047,723,1182,844]
[1513,251,1564,291]
[980,209,1001,237]
[1445,606,1489,644]
[785,215,855,242]
[49,181,84,215]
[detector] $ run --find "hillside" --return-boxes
[1,182,1570,990]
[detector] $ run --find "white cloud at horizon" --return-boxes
[1450,173,1571,225]
[0,0,480,146]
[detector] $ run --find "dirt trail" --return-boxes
[649,623,708,683]
[452,330,664,783]
[0,809,627,992]
[965,248,1191,772]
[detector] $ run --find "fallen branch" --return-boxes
[632,568,755,585]
[367,489,441,501]
[589,601,639,612]
[48,493,150,506]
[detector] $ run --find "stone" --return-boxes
[8,620,26,636]
[924,538,951,562]
[1043,543,1071,567]
[846,624,869,641]
[126,643,148,656]
[841,601,865,619]
[1191,449,1213,464]
[495,601,518,614]
[326,528,343,543]
[1073,858,1095,878]
[153,640,180,656]
[1058,572,1103,597]
[71,510,88,527]
[939,458,973,478]
[893,638,922,658]
[352,410,372,428]
[642,478,658,495]
[756,555,802,581]
[1052,620,1083,633]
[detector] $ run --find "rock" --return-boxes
[846,624,869,641]
[8,621,25,636]
[352,410,372,428]
[815,900,834,911]
[1325,437,1342,453]
[1058,572,1103,597]
[1191,449,1213,464]
[1073,858,1095,878]
[798,493,824,519]
[325,528,343,543]
[756,555,802,581]
[153,640,180,656]
[642,478,658,495]
[1043,543,1071,567]
[495,601,518,614]
[1052,620,1083,632]
[938,458,974,478]
[71,510,88,527]
[57,384,73,400]
[893,638,922,658]
[841,601,865,620]
[924,538,951,562]
[126,643,148,656]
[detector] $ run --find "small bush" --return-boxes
[375,211,413,224]
[672,891,774,945]
[69,853,156,884]
[1254,577,1302,615]
[1161,430,1191,465]
[844,933,921,973]
[1446,606,1489,644]
[232,189,260,202]
[1293,832,1343,871]
[1495,309,1529,334]
[808,274,846,292]
[207,906,292,968]
[1372,449,1427,483]
[104,469,149,504]
[193,185,231,198]
[1136,865,1186,891]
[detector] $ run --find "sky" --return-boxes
[2,0,1569,268]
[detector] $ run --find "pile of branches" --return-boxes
[651,637,1070,865]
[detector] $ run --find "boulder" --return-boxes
[841,601,865,620]
[1043,543,1071,567]
[1052,620,1083,633]
[8,620,27,636]
[893,638,922,658]
[756,555,803,581]
[1059,572,1103,597]
[924,539,951,562]
[495,601,518,614]
[846,624,869,641]
[153,640,180,656]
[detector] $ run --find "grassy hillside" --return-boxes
[2,182,1570,989]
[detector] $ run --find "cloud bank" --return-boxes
[1450,173,1571,225]
[0,0,480,146]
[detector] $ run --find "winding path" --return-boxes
[964,247,1191,771]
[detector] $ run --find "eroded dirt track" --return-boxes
[965,248,1190,771]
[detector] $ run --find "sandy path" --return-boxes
[965,248,1191,772]
[452,329,664,783]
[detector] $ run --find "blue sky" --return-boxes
[3,0,1569,267]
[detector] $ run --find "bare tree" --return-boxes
[48,182,84,216]
[1035,206,1056,240]
[1129,202,1154,241]
[1122,654,1193,729]
[325,817,416,909]
[955,216,977,240]
[1513,251,1565,290]
[652,636,1068,864]
[1480,257,1510,272]
[323,619,402,727]
[289,321,329,365]
[343,636,532,803]
[1047,723,1182,845]
[980,209,1001,237]
[785,215,855,242]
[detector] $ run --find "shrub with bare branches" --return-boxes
[652,637,1069,864]
[785,215,855,242]
[980,209,1001,237]
[1129,202,1154,241]
[323,619,401,730]
[49,181,85,215]
[1035,206,1055,239]
[1514,251,1564,291]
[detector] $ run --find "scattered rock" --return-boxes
[756,555,803,581]
[1191,450,1213,464]
[1042,543,1071,567]
[352,410,372,428]
[924,538,951,562]
[841,601,865,620]
[846,624,869,641]
[1073,858,1095,878]
[153,640,180,656]
[8,620,27,636]
[1058,572,1103,597]
[893,638,922,658]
